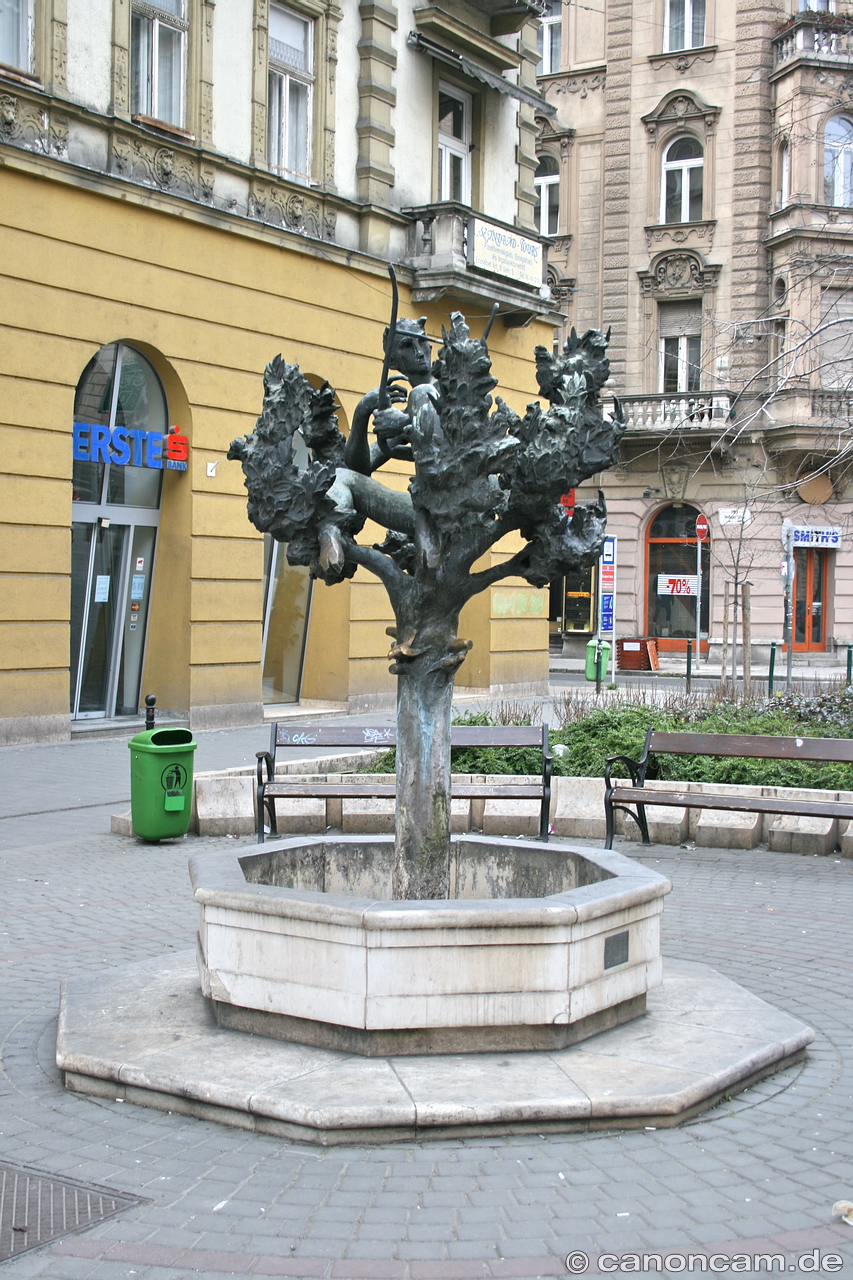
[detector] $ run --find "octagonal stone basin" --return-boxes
[190,835,670,1056]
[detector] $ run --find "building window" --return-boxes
[824,117,853,207]
[536,0,562,75]
[659,300,702,393]
[799,0,835,10]
[661,136,703,223]
[534,155,560,236]
[268,4,313,183]
[663,0,705,52]
[778,141,790,208]
[646,503,710,647]
[0,0,30,69]
[438,83,471,204]
[131,0,187,127]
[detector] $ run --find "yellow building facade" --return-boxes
[1,0,559,743]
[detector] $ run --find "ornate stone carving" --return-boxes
[639,252,721,296]
[324,129,335,186]
[644,220,716,251]
[553,73,605,99]
[249,179,335,241]
[110,132,209,201]
[649,48,716,75]
[643,90,720,142]
[0,92,66,157]
[113,44,129,112]
[52,20,68,88]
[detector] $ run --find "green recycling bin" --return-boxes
[128,727,197,841]
[585,638,611,682]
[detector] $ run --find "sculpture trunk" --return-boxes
[392,656,455,901]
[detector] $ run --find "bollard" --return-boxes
[686,638,693,694]
[768,642,776,697]
[595,642,603,694]
[848,645,852,687]
[145,694,156,730]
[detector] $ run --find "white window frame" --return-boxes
[779,142,790,207]
[824,116,853,207]
[0,0,32,71]
[534,158,560,237]
[536,1,562,76]
[660,334,702,394]
[267,4,315,184]
[660,135,704,224]
[131,0,188,128]
[799,0,836,11]
[663,0,705,53]
[437,82,472,206]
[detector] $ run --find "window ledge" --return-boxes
[0,62,42,89]
[132,114,195,143]
[648,45,718,72]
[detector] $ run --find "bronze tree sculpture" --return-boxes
[229,306,625,900]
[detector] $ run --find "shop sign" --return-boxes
[73,422,189,471]
[658,574,698,596]
[469,219,542,288]
[787,526,842,547]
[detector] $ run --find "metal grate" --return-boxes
[0,1161,141,1262]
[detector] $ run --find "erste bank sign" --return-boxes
[73,422,189,472]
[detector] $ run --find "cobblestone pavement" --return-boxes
[1,725,852,1278]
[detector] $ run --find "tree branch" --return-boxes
[347,541,408,603]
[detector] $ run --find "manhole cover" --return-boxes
[0,1161,141,1262]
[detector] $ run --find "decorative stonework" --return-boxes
[0,91,67,157]
[111,132,214,202]
[249,179,336,240]
[648,47,717,75]
[639,252,721,296]
[812,67,853,105]
[644,220,716,251]
[552,73,605,99]
[643,90,721,143]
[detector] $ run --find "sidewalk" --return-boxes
[1,708,852,1277]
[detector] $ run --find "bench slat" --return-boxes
[265,783,543,799]
[647,731,853,763]
[610,786,853,820]
[271,724,545,750]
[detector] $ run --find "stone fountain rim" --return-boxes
[189,833,671,930]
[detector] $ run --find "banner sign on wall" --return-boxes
[469,219,543,288]
[73,422,189,472]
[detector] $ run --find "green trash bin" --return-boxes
[585,638,611,682]
[128,727,197,841]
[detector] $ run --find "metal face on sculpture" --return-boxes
[229,287,625,900]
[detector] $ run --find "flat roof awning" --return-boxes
[408,32,556,116]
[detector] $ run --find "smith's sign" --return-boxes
[73,422,189,471]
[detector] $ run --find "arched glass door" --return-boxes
[793,548,827,651]
[71,344,168,718]
[646,503,710,651]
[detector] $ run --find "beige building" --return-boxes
[0,0,566,745]
[537,0,853,667]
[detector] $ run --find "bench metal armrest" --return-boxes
[256,750,274,789]
[604,753,642,789]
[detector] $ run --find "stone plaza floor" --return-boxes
[1,719,852,1278]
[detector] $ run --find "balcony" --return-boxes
[403,202,559,326]
[616,393,733,434]
[773,11,853,71]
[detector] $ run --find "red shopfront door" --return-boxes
[793,548,827,651]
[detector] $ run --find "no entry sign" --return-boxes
[695,513,709,541]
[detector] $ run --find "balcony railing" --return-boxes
[616,393,732,432]
[811,389,853,421]
[774,13,853,67]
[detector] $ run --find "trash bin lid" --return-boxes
[129,728,197,750]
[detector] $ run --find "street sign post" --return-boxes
[598,536,616,686]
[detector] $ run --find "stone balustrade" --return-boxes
[613,393,732,432]
[774,15,853,66]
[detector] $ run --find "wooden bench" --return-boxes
[257,722,552,844]
[604,730,853,850]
